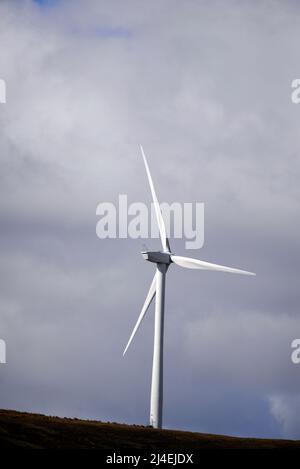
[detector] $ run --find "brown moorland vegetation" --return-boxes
[0,409,299,449]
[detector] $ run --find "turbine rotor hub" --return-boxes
[141,251,171,265]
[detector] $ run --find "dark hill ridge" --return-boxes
[0,409,299,449]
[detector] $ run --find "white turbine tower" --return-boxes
[123,146,255,429]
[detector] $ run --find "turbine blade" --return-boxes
[140,145,170,252]
[123,273,157,356]
[171,255,256,276]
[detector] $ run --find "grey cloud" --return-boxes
[0,0,299,438]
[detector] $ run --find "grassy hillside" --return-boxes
[0,409,299,449]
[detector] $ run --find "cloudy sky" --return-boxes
[0,0,300,439]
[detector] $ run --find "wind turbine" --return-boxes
[123,146,255,429]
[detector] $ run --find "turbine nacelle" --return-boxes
[141,251,171,265]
